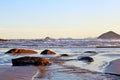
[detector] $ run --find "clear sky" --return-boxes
[0,0,120,39]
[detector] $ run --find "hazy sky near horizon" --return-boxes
[0,0,120,39]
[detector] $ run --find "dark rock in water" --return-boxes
[12,56,51,66]
[97,31,120,39]
[84,51,97,54]
[5,48,37,55]
[78,56,94,62]
[84,51,97,56]
[41,49,56,55]
[104,59,120,75]
[60,54,69,56]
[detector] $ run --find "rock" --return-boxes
[12,56,51,66]
[41,49,56,55]
[5,48,37,55]
[84,51,97,56]
[44,37,51,41]
[78,56,94,62]
[60,54,69,56]
[104,59,120,75]
[84,51,97,54]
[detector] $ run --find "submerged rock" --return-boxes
[104,59,120,75]
[78,56,94,62]
[12,56,51,66]
[60,54,69,57]
[5,48,37,55]
[84,51,97,54]
[84,51,97,56]
[41,49,56,55]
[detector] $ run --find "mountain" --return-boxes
[97,31,120,39]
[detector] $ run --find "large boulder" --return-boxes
[12,56,51,66]
[78,56,94,62]
[5,48,37,55]
[104,59,120,75]
[41,49,56,55]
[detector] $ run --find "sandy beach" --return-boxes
[0,60,120,80]
[0,66,38,80]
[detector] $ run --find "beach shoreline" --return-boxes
[0,62,120,80]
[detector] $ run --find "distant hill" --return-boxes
[0,39,9,41]
[97,31,120,39]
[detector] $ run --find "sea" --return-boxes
[0,39,120,73]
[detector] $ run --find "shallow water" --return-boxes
[0,39,120,73]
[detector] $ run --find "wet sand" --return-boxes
[0,66,38,80]
[35,64,120,80]
[37,66,46,78]
[57,66,120,80]
[0,64,120,80]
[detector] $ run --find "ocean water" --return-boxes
[0,39,120,73]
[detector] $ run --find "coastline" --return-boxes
[0,63,120,80]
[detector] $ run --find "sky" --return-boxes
[0,0,120,39]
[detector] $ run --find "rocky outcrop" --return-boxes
[5,48,37,55]
[97,31,120,39]
[12,56,51,66]
[78,56,94,62]
[41,49,56,55]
